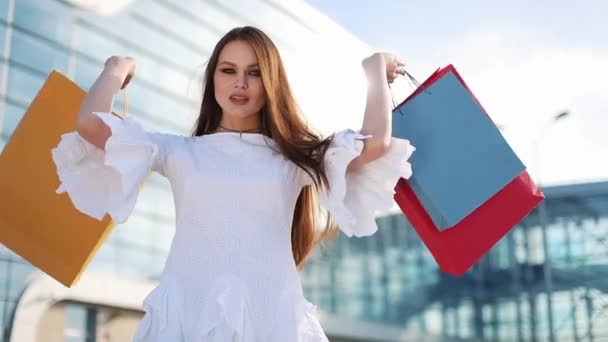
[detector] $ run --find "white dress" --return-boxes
[51,111,415,341]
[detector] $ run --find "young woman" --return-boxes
[52,26,414,341]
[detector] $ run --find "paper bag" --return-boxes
[0,70,120,287]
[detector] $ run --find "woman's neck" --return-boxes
[217,114,261,133]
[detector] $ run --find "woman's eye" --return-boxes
[219,68,259,76]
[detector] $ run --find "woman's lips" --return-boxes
[229,95,249,105]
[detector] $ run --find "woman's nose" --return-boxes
[234,74,248,89]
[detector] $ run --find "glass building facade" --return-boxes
[301,181,608,341]
[1,1,607,341]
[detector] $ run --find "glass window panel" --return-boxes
[0,261,7,292]
[196,0,302,50]
[164,0,242,38]
[0,245,17,259]
[90,239,118,271]
[131,1,217,57]
[535,293,550,338]
[10,30,69,74]
[1,300,16,332]
[0,24,6,52]
[64,303,96,342]
[481,304,494,338]
[370,295,384,320]
[73,57,103,90]
[367,255,383,277]
[493,237,511,269]
[122,82,194,129]
[85,307,96,342]
[548,222,567,260]
[0,300,5,332]
[7,65,45,103]
[136,181,175,221]
[146,251,167,281]
[13,0,72,45]
[73,23,127,60]
[574,291,589,338]
[458,300,474,338]
[65,336,83,342]
[1,100,26,137]
[528,227,545,263]
[0,60,6,96]
[120,19,203,68]
[129,54,194,104]
[65,304,86,330]
[423,304,443,334]
[114,211,173,252]
[8,261,32,298]
[114,246,165,280]
[553,291,575,341]
[497,301,516,339]
[0,2,8,21]
[514,228,527,263]
[78,12,130,41]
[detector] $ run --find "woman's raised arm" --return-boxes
[348,52,406,172]
[76,56,135,150]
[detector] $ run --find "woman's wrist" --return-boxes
[362,53,388,83]
[98,68,127,95]
[102,64,129,82]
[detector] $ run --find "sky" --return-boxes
[305,0,608,186]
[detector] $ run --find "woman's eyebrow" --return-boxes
[218,61,259,68]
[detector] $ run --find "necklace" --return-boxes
[217,124,262,138]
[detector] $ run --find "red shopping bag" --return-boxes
[394,174,543,275]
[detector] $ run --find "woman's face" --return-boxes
[214,40,266,121]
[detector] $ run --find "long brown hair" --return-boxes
[192,26,339,269]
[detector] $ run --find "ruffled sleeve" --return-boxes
[296,129,415,238]
[51,111,181,224]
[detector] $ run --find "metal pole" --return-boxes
[508,230,525,342]
[533,133,555,342]
[530,111,570,342]
[538,193,555,341]
[491,111,569,341]
[565,220,580,341]
[0,0,15,135]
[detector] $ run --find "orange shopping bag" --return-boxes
[0,70,128,287]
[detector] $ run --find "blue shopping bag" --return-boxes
[392,65,526,230]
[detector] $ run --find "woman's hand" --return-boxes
[362,52,406,84]
[104,56,136,89]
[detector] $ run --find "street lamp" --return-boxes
[554,111,570,120]
[534,109,570,342]
[497,110,571,342]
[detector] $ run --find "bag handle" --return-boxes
[123,88,128,117]
[110,89,128,120]
[390,70,420,112]
[404,70,421,88]
[390,70,432,115]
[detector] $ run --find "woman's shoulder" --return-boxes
[146,131,196,149]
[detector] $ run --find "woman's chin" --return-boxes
[223,107,259,119]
